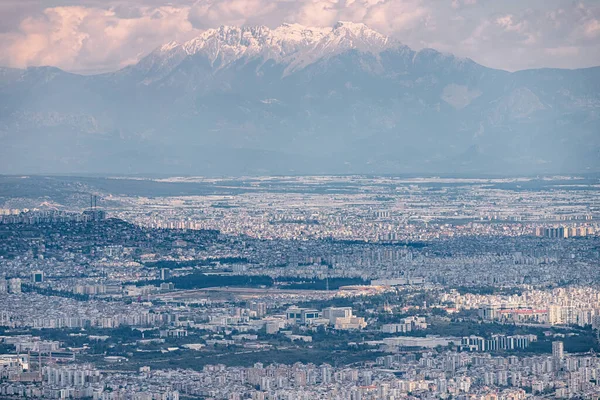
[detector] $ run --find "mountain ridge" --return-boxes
[0,22,598,175]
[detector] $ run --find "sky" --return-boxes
[0,0,599,74]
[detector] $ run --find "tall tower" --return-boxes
[38,351,42,381]
[552,341,564,372]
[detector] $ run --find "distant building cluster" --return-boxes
[0,354,178,399]
[0,278,22,294]
[445,287,600,327]
[381,316,428,333]
[460,334,537,352]
[286,306,367,330]
[0,176,599,398]
[0,293,168,329]
[0,210,105,225]
[534,225,594,238]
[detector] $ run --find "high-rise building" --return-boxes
[249,302,267,317]
[322,307,353,324]
[160,268,170,281]
[552,341,564,372]
[321,364,332,384]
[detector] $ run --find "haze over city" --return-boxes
[0,1,599,399]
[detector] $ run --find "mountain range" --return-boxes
[0,21,599,175]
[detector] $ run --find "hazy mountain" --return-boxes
[0,22,598,175]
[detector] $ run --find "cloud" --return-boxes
[0,5,199,73]
[363,0,429,34]
[0,0,599,73]
[188,0,429,33]
[189,0,281,29]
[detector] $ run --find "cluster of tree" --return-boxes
[142,273,274,289]
[136,346,385,371]
[22,284,90,301]
[277,277,367,290]
[145,257,249,270]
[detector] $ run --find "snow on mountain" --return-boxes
[152,22,398,74]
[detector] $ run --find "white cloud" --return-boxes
[363,0,429,34]
[0,5,199,73]
[583,18,600,38]
[189,0,281,29]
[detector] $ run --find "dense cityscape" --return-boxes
[0,175,597,399]
[1,0,599,395]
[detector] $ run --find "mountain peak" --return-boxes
[333,21,373,33]
[159,40,180,52]
[149,22,397,72]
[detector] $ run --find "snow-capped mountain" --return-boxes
[164,22,392,71]
[0,22,598,175]
[130,22,397,84]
